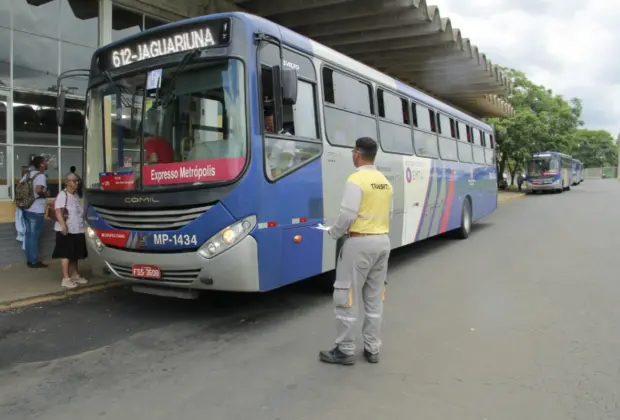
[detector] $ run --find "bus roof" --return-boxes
[96,11,493,132]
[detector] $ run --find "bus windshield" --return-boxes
[84,59,246,191]
[526,157,559,176]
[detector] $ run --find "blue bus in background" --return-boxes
[525,151,573,193]
[56,12,498,299]
[572,159,583,185]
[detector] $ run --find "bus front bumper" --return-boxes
[87,235,260,292]
[526,180,562,191]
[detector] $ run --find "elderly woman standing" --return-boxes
[52,172,88,289]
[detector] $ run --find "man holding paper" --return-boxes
[319,137,393,365]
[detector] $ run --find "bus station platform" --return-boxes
[0,259,119,311]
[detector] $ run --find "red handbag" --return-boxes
[47,191,68,222]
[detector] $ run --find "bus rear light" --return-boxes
[198,215,257,259]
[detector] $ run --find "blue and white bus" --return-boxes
[572,159,583,185]
[525,151,573,193]
[56,12,498,298]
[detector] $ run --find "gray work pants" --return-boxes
[333,234,391,355]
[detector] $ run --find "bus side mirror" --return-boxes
[281,68,298,105]
[57,90,66,127]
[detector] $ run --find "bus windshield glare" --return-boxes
[84,58,246,191]
[526,157,559,176]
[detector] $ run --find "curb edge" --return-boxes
[498,193,526,203]
[0,281,123,312]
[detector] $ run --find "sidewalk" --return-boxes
[498,188,525,203]
[0,258,120,310]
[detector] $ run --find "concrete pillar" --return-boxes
[99,0,113,171]
[98,0,113,47]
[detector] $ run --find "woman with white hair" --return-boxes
[52,171,88,289]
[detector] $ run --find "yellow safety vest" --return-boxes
[347,168,393,234]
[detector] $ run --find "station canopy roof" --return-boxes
[232,0,514,118]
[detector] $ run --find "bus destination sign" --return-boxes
[106,18,231,69]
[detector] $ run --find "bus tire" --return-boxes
[455,198,472,240]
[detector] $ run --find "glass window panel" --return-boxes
[379,121,413,155]
[0,91,8,143]
[0,144,11,199]
[13,91,59,145]
[14,145,60,198]
[13,30,59,93]
[438,137,458,161]
[413,130,439,158]
[457,142,473,163]
[60,0,98,48]
[0,27,11,88]
[290,80,318,139]
[381,90,404,123]
[416,104,432,132]
[60,96,85,146]
[485,148,495,166]
[328,69,373,115]
[472,145,486,164]
[145,15,168,30]
[12,0,61,39]
[60,147,82,181]
[324,107,377,148]
[60,41,94,95]
[264,138,321,180]
[113,6,143,42]
[0,0,10,28]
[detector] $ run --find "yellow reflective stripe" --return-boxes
[381,285,386,302]
[348,287,353,307]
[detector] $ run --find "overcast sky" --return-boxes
[431,0,620,137]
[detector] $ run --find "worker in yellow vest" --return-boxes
[319,137,393,365]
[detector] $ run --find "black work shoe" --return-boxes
[318,347,355,365]
[363,349,379,363]
[27,262,46,268]
[31,262,48,268]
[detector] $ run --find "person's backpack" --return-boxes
[15,174,36,209]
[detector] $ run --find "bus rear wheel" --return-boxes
[454,198,472,240]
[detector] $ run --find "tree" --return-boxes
[486,69,590,184]
[570,129,618,168]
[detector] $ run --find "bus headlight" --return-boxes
[86,226,105,252]
[198,215,256,259]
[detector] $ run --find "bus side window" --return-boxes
[322,66,377,148]
[260,42,322,180]
[265,80,321,179]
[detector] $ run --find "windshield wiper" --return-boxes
[102,70,134,107]
[152,49,201,109]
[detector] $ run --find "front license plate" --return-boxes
[131,264,161,279]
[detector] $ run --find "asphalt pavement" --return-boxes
[1,180,619,420]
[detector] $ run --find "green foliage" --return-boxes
[570,129,618,167]
[485,69,617,171]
